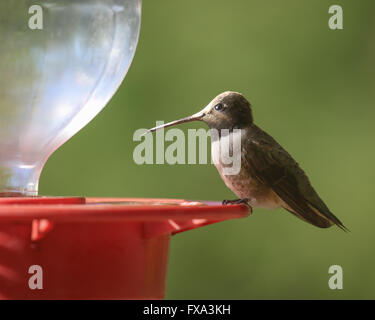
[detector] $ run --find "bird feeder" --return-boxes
[0,0,249,299]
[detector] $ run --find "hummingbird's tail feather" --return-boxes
[307,203,349,232]
[282,204,349,232]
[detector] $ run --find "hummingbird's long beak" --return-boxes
[143,110,205,135]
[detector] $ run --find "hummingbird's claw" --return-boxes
[222,198,253,213]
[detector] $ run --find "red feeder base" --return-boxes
[0,197,249,299]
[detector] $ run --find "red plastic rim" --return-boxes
[0,197,250,223]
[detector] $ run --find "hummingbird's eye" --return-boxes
[214,103,224,111]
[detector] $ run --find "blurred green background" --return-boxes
[41,0,375,299]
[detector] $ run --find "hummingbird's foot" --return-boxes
[222,198,253,212]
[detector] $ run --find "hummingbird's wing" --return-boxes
[243,128,347,230]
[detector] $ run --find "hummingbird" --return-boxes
[144,91,347,231]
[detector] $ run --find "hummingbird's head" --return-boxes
[198,91,253,130]
[144,91,253,134]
